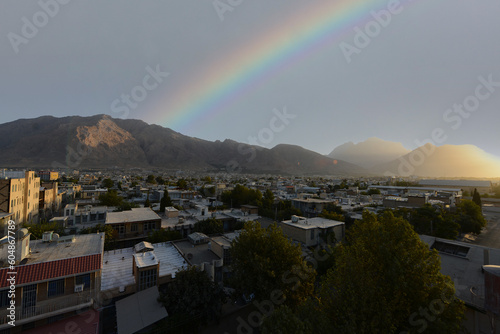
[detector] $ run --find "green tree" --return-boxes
[98,190,123,207]
[367,188,381,195]
[147,229,182,243]
[456,199,486,234]
[158,267,226,331]
[144,192,151,208]
[177,179,188,190]
[146,174,157,184]
[193,218,223,235]
[472,188,482,207]
[262,189,275,210]
[23,221,66,240]
[102,178,114,189]
[79,224,117,250]
[230,222,315,308]
[160,192,173,212]
[319,211,465,333]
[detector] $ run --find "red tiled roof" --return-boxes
[0,254,101,288]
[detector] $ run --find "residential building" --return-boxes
[101,241,186,299]
[0,232,104,332]
[38,171,59,181]
[0,171,40,224]
[420,236,500,333]
[105,207,161,241]
[63,203,107,227]
[39,182,62,219]
[280,216,345,247]
[291,198,335,217]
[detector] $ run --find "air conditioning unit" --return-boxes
[74,284,84,293]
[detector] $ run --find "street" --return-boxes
[469,207,500,249]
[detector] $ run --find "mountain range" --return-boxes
[1,115,499,178]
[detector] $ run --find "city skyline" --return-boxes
[1,0,500,157]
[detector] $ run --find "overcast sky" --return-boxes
[1,0,500,157]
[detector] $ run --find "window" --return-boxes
[311,229,315,241]
[113,224,125,235]
[131,223,138,232]
[0,290,10,308]
[48,279,65,298]
[76,274,91,290]
[138,268,157,291]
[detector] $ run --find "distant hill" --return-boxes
[372,144,500,178]
[0,115,365,175]
[328,137,410,168]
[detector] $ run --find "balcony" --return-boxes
[0,291,93,328]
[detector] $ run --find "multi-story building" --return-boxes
[39,182,62,219]
[38,171,59,182]
[0,171,40,224]
[280,216,345,247]
[0,231,104,333]
[105,207,161,242]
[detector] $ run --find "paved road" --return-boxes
[470,207,500,249]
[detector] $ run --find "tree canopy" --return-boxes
[319,211,465,333]
[157,267,226,332]
[456,199,486,234]
[229,222,315,308]
[193,218,223,235]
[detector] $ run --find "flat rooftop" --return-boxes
[101,242,186,291]
[27,233,104,265]
[173,240,221,266]
[106,207,160,224]
[420,235,500,309]
[281,217,344,230]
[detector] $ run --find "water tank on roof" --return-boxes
[291,215,299,223]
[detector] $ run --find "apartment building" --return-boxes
[0,232,104,333]
[105,207,161,241]
[280,216,345,247]
[38,171,59,182]
[0,171,40,224]
[39,182,62,219]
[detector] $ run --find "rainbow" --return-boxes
[151,0,413,132]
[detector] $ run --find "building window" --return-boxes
[113,224,125,235]
[311,229,315,241]
[131,223,138,232]
[0,290,10,308]
[48,279,65,298]
[138,268,157,291]
[75,274,91,290]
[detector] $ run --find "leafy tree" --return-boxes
[193,218,223,235]
[230,222,315,308]
[144,192,151,208]
[23,221,66,240]
[261,305,309,334]
[158,267,226,331]
[156,175,165,185]
[262,189,275,210]
[147,229,182,243]
[102,178,114,189]
[367,188,381,195]
[177,179,188,190]
[146,174,157,184]
[472,188,482,207]
[319,211,465,333]
[319,209,345,222]
[456,199,486,234]
[79,224,117,250]
[98,190,123,207]
[160,192,173,212]
[221,184,262,208]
